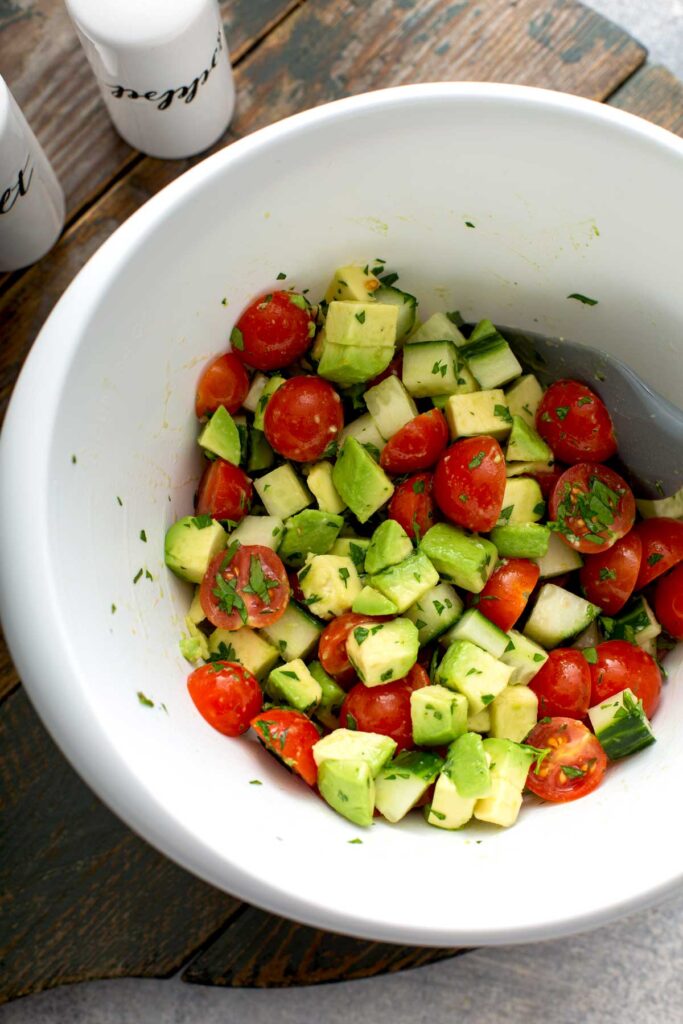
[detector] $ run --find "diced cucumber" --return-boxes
[340,412,386,459]
[601,597,661,649]
[375,751,444,823]
[459,320,523,389]
[500,630,548,685]
[253,463,311,519]
[636,485,683,521]
[489,686,538,743]
[410,685,468,746]
[436,639,512,715]
[524,584,600,649]
[229,514,283,551]
[309,661,346,731]
[404,582,463,644]
[207,627,279,680]
[253,374,286,430]
[446,608,509,659]
[374,283,417,343]
[409,311,467,346]
[364,375,418,440]
[445,389,512,440]
[258,601,323,661]
[572,620,603,651]
[505,374,544,429]
[402,340,462,398]
[243,372,268,413]
[588,688,656,760]
[497,477,545,525]
[535,531,583,578]
[490,523,550,559]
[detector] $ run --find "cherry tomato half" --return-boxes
[536,380,617,464]
[263,376,343,462]
[380,409,449,474]
[340,664,430,752]
[196,459,253,524]
[525,718,607,803]
[195,352,250,419]
[475,558,540,633]
[251,709,319,786]
[549,463,635,554]
[387,472,437,542]
[579,530,642,615]
[588,640,662,719]
[634,517,683,589]
[531,464,566,500]
[433,436,506,533]
[187,661,262,737]
[528,649,592,720]
[318,612,392,689]
[200,545,289,631]
[233,291,315,371]
[654,564,683,640]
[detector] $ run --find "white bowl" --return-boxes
[2,83,682,946]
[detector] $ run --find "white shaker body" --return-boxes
[0,77,65,272]
[65,0,235,160]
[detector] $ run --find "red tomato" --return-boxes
[380,410,449,474]
[433,436,506,532]
[475,558,540,633]
[287,569,305,604]
[233,291,315,371]
[525,718,607,803]
[368,352,403,388]
[187,662,262,737]
[549,463,635,555]
[536,380,617,464]
[528,649,592,719]
[579,531,642,615]
[387,472,437,542]
[531,464,566,500]
[196,459,253,523]
[634,517,683,589]
[251,709,319,786]
[318,612,391,689]
[263,376,343,462]
[589,640,662,719]
[200,545,289,631]
[340,664,430,752]
[195,352,250,419]
[655,564,683,640]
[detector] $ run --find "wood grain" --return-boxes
[0,688,242,1004]
[608,63,683,136]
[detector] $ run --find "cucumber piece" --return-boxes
[535,531,583,578]
[409,311,467,347]
[374,283,417,343]
[460,320,523,389]
[243,372,268,413]
[446,608,509,658]
[500,630,548,685]
[497,477,545,525]
[635,484,683,521]
[364,375,418,440]
[601,597,661,649]
[410,685,468,746]
[404,582,464,644]
[445,389,511,440]
[505,374,544,429]
[402,340,463,398]
[588,688,656,760]
[207,627,279,681]
[489,685,538,743]
[309,661,347,730]
[524,584,600,649]
[247,428,275,472]
[490,523,550,559]
[340,412,386,459]
[375,750,444,823]
[258,600,323,661]
[229,514,283,551]
[253,374,286,430]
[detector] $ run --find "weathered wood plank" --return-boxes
[608,63,683,137]
[182,906,462,987]
[0,687,242,1004]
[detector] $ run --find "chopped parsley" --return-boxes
[432,360,447,377]
[647,552,664,567]
[459,493,469,503]
[555,406,570,420]
[137,691,154,707]
[338,567,350,587]
[242,554,280,605]
[355,310,366,324]
[353,626,369,645]
[562,765,586,779]
[577,396,593,407]
[139,529,147,542]
[191,514,214,529]
[111,603,117,614]
[71,454,77,464]
[276,272,287,280]
[412,478,425,494]
[498,505,514,523]
[250,779,263,785]
[116,496,123,506]
[230,326,244,351]
[380,669,394,681]
[468,451,486,470]
[533,501,546,517]
[298,563,312,582]
[207,640,237,663]
[133,568,143,584]
[289,294,307,310]
[567,293,598,306]
[599,567,617,581]
[582,647,598,664]
[481,694,494,705]
[494,404,512,423]
[465,220,475,228]
[212,573,248,624]
[346,712,358,731]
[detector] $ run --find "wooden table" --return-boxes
[1,0,682,1006]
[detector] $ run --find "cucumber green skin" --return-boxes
[595,720,656,760]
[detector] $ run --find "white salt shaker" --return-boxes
[0,76,65,272]
[65,0,235,160]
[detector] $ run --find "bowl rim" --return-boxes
[2,81,683,947]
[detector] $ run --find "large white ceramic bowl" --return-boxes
[2,84,682,947]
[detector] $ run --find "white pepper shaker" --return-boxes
[0,76,65,272]
[64,0,235,160]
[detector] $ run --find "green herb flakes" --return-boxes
[230,326,244,351]
[137,691,154,707]
[567,293,598,306]
[468,451,486,470]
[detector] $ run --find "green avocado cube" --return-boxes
[309,661,347,730]
[164,515,228,584]
[499,630,548,685]
[306,461,346,514]
[179,618,209,664]
[352,586,398,616]
[410,685,468,746]
[266,659,322,714]
[247,428,274,472]
[332,437,394,523]
[208,626,279,680]
[329,536,370,572]
[198,405,241,464]
[404,582,463,645]
[297,554,362,620]
[425,772,475,830]
[346,618,419,687]
[368,550,439,613]
[489,685,538,743]
[277,509,344,567]
[490,523,550,559]
[318,341,395,388]
[365,519,413,575]
[506,415,553,463]
[505,374,544,428]
[325,300,397,348]
[436,639,512,715]
[446,732,492,799]
[318,758,375,827]
[445,389,511,441]
[324,265,380,303]
[374,750,444,824]
[420,523,497,594]
[497,477,545,525]
[313,728,397,777]
[474,738,535,827]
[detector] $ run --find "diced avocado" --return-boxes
[446,732,492,799]
[505,373,544,429]
[254,463,311,519]
[368,549,439,613]
[332,437,394,523]
[313,728,397,777]
[420,523,497,594]
[524,584,600,648]
[636,484,683,521]
[253,375,286,431]
[410,684,468,746]
[187,586,205,624]
[404,582,463,644]
[229,514,284,551]
[352,586,398,616]
[325,300,397,348]
[374,283,417,343]
[346,617,419,687]
[467,708,491,733]
[317,341,394,388]
[198,405,241,464]
[318,758,375,827]
[207,626,279,680]
[506,459,554,478]
[497,477,545,525]
[460,320,523,389]
[324,265,380,303]
[436,639,512,715]
[426,772,475,830]
[179,618,209,663]
[490,523,550,559]
[474,738,535,828]
[535,531,583,578]
[266,658,322,713]
[258,600,323,661]
[402,340,470,398]
[588,688,656,760]
[277,509,344,567]
[365,519,413,575]
[445,389,512,440]
[309,661,347,730]
[375,750,443,823]
[446,608,509,659]
[306,461,346,514]
[329,536,370,572]
[297,553,362,620]
[340,412,386,459]
[247,428,274,472]
[243,372,268,413]
[500,630,548,685]
[601,596,661,649]
[409,311,468,347]
[506,415,553,463]
[364,375,418,440]
[164,515,228,584]
[489,685,538,742]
